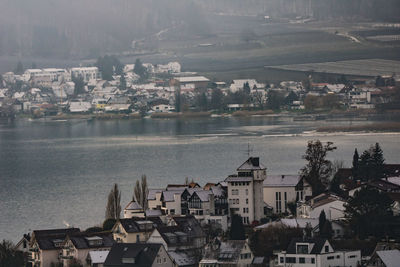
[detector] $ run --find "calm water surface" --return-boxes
[1,116,399,241]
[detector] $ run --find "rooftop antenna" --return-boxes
[245,142,253,158]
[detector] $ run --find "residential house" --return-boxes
[173,76,210,90]
[199,239,254,267]
[86,250,109,267]
[297,192,346,220]
[263,175,312,214]
[61,232,114,267]
[225,157,266,224]
[124,200,145,218]
[104,243,174,267]
[148,189,163,211]
[187,190,214,220]
[29,228,80,267]
[112,218,160,243]
[70,67,100,82]
[368,250,400,267]
[15,233,31,254]
[276,238,361,267]
[147,215,206,252]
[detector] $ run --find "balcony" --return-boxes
[60,255,74,260]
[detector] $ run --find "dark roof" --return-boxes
[237,157,266,171]
[173,215,206,239]
[118,218,158,233]
[104,243,163,267]
[286,238,329,254]
[32,228,80,250]
[68,232,115,249]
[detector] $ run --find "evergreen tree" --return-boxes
[175,86,181,112]
[119,75,127,90]
[318,210,327,233]
[133,58,148,80]
[229,214,246,240]
[320,221,333,239]
[243,82,251,95]
[371,143,385,179]
[105,184,121,220]
[344,188,394,239]
[211,88,224,111]
[72,74,85,95]
[352,148,359,180]
[14,61,24,75]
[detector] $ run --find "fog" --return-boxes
[0,0,399,70]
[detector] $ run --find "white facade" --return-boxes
[263,175,312,214]
[277,239,361,267]
[225,157,266,224]
[70,67,100,82]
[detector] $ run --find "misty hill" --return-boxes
[0,0,399,59]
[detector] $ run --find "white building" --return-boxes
[276,238,361,267]
[297,193,346,220]
[225,157,266,224]
[70,67,100,82]
[263,175,313,214]
[230,79,266,93]
[123,200,145,218]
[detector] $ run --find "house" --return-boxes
[123,200,145,218]
[225,157,266,224]
[148,189,163,211]
[61,232,114,267]
[70,67,100,82]
[263,175,312,214]
[173,76,210,90]
[87,250,109,267]
[112,218,160,243]
[229,79,265,93]
[15,233,31,254]
[368,249,400,267]
[29,228,80,267]
[199,239,254,267]
[297,192,346,220]
[348,179,400,197]
[69,101,92,113]
[147,215,206,252]
[104,243,174,267]
[187,190,214,220]
[276,238,361,267]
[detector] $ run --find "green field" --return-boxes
[122,16,400,83]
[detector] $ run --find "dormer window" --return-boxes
[324,245,329,253]
[52,239,64,248]
[296,244,309,254]
[85,236,103,246]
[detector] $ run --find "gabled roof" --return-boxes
[88,250,109,264]
[376,250,400,267]
[68,232,114,249]
[263,175,301,187]
[31,228,80,250]
[104,243,163,266]
[117,218,159,234]
[202,240,248,264]
[237,157,266,171]
[191,190,212,202]
[147,189,163,200]
[125,201,143,211]
[286,238,330,254]
[173,215,206,239]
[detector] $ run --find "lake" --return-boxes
[0,116,399,242]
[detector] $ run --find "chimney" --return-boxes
[251,157,259,167]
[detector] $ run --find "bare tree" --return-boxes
[134,175,148,210]
[105,183,121,220]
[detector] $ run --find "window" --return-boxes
[284,192,287,212]
[297,245,308,254]
[232,189,239,195]
[311,258,315,264]
[327,256,334,260]
[286,257,296,263]
[275,192,282,213]
[246,199,248,204]
[325,245,329,253]
[136,234,140,243]
[280,257,284,263]
[336,255,340,259]
[246,189,249,195]
[348,255,356,258]
[299,257,305,263]
[170,209,175,215]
